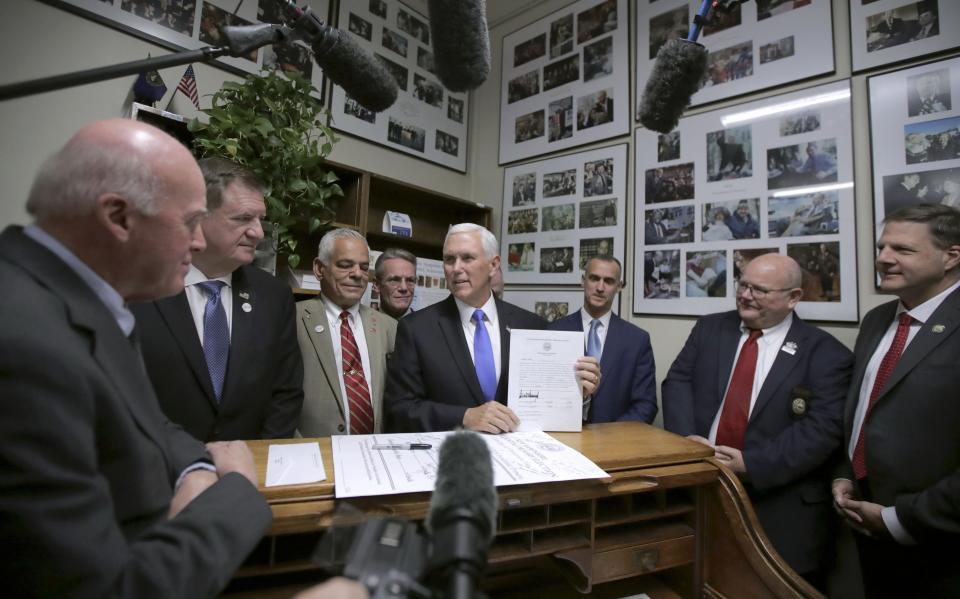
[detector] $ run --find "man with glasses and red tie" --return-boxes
[662,253,851,590]
[385,223,601,433]
[297,229,397,437]
[833,204,960,598]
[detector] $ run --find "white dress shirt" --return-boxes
[183,265,234,343]
[322,295,373,434]
[454,293,502,383]
[708,313,794,444]
[847,279,960,544]
[580,308,612,357]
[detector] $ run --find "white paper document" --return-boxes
[332,431,608,498]
[507,329,584,432]
[265,442,327,487]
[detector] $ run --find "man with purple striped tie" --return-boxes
[297,228,397,437]
[385,223,601,433]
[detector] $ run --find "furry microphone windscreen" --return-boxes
[428,0,491,92]
[638,38,708,134]
[315,28,399,112]
[427,431,497,541]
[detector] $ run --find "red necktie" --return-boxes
[715,329,763,449]
[339,311,374,435]
[852,313,913,479]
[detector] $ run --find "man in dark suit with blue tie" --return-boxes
[549,256,657,423]
[133,157,303,441]
[833,204,960,597]
[662,253,852,589]
[385,223,601,433]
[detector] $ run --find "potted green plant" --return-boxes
[188,68,342,269]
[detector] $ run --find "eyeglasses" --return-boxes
[736,281,794,298]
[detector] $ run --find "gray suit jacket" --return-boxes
[297,298,397,436]
[0,226,272,598]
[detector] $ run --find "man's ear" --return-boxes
[943,244,960,273]
[95,194,133,243]
[312,256,325,281]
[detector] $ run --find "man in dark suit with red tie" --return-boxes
[833,204,960,598]
[663,253,852,589]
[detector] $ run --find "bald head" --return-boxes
[736,254,803,329]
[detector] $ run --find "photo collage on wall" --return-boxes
[500,144,627,285]
[499,0,630,164]
[330,0,469,171]
[869,56,960,255]
[502,289,619,324]
[634,80,857,322]
[636,0,834,112]
[850,0,960,71]
[48,0,330,82]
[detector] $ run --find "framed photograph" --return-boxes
[851,0,960,72]
[501,144,627,285]
[329,0,469,171]
[499,0,629,164]
[868,56,960,264]
[635,0,834,113]
[40,0,330,83]
[502,289,619,322]
[633,80,857,322]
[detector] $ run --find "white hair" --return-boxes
[445,223,498,259]
[317,228,368,264]
[26,136,160,219]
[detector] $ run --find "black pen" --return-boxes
[371,443,432,450]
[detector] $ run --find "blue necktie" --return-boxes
[586,319,602,360]
[197,281,229,402]
[472,309,497,402]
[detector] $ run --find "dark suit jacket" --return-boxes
[839,292,960,592]
[132,265,303,441]
[0,227,271,598]
[548,311,658,423]
[385,295,546,432]
[662,310,852,574]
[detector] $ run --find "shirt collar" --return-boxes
[454,292,498,326]
[24,224,136,336]
[581,307,612,331]
[185,264,232,288]
[897,279,960,324]
[322,293,361,325]
[740,311,794,338]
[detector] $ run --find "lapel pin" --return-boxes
[239,291,250,300]
[314,325,325,334]
[932,324,946,333]
[241,302,252,313]
[781,341,798,355]
[791,397,807,416]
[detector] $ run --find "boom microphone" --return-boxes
[273,0,398,112]
[428,0,491,92]
[426,431,497,599]
[638,0,736,134]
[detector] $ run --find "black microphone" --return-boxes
[426,431,497,599]
[638,0,719,134]
[428,0,491,92]
[273,0,398,112]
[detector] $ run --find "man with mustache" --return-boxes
[662,253,851,590]
[297,228,396,436]
[133,157,304,441]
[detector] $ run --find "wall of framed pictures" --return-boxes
[850,0,960,72]
[635,0,834,113]
[500,143,627,285]
[633,80,857,322]
[503,289,619,323]
[498,0,629,165]
[329,0,469,172]
[868,56,960,247]
[40,0,330,86]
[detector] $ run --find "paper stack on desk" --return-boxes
[265,442,327,487]
[332,431,608,498]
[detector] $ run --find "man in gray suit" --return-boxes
[833,204,960,597]
[0,119,271,597]
[298,229,397,436]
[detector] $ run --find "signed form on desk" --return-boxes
[507,329,584,432]
[332,431,608,498]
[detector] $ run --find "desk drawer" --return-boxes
[592,535,695,583]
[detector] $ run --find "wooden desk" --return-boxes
[241,423,821,598]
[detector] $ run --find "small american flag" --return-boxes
[176,65,199,109]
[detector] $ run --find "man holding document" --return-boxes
[385,224,601,433]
